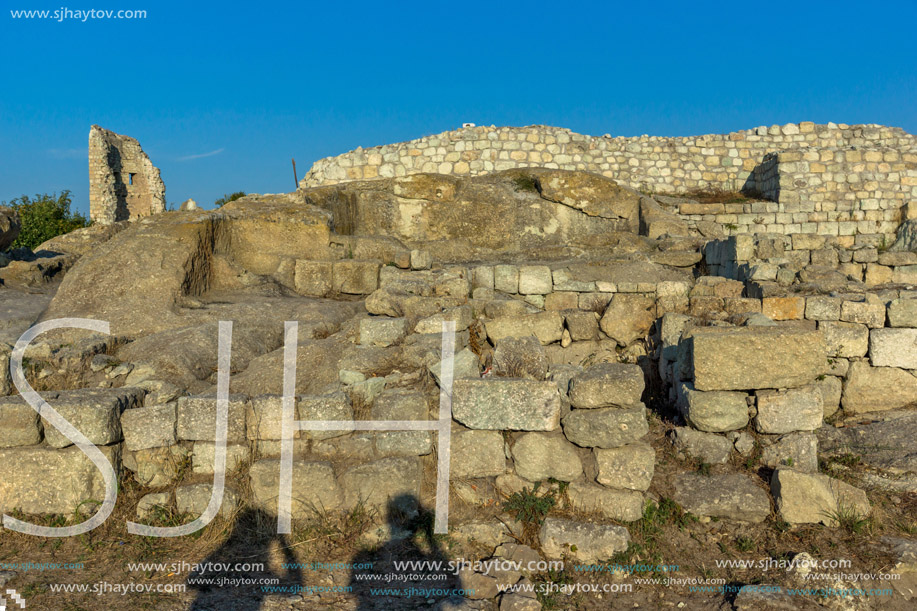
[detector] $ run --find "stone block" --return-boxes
[0,396,42,447]
[670,427,733,464]
[493,265,519,293]
[42,388,143,449]
[472,265,494,290]
[690,327,825,391]
[805,296,841,321]
[599,294,656,346]
[451,430,506,479]
[819,321,869,358]
[191,442,251,474]
[840,297,886,328]
[680,384,749,432]
[249,459,342,518]
[755,386,823,434]
[453,379,561,431]
[842,361,917,413]
[870,328,917,368]
[888,298,917,328]
[539,518,630,563]
[594,443,654,491]
[568,362,644,409]
[815,375,843,418]
[0,444,121,515]
[175,483,240,519]
[121,403,177,451]
[762,297,805,321]
[518,265,553,295]
[544,292,579,311]
[372,389,431,456]
[566,482,643,522]
[486,312,564,345]
[177,394,248,443]
[771,469,870,526]
[565,311,599,341]
[512,433,582,482]
[562,405,648,448]
[339,457,422,511]
[333,260,380,294]
[293,260,332,296]
[672,473,770,523]
[760,432,818,472]
[429,348,480,386]
[359,317,409,347]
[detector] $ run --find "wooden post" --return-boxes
[292,158,298,189]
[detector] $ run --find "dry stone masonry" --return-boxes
[89,125,166,225]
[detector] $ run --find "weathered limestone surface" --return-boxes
[771,468,870,525]
[842,362,917,413]
[567,362,644,408]
[690,327,826,391]
[672,473,771,523]
[539,517,630,562]
[453,379,561,431]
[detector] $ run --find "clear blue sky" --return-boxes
[1,0,915,217]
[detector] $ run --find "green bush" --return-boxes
[214,191,247,207]
[4,191,89,251]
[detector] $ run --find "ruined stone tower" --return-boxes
[88,125,166,225]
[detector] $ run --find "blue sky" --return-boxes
[1,0,915,217]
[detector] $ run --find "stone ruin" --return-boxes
[1,121,916,608]
[88,125,166,225]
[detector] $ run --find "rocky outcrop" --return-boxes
[0,206,21,251]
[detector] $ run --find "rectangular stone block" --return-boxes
[42,388,143,449]
[453,379,561,431]
[494,265,519,293]
[359,317,408,347]
[0,395,44,447]
[762,297,805,321]
[755,386,823,434]
[450,430,506,479]
[842,361,917,413]
[0,444,121,515]
[372,389,431,456]
[518,265,553,295]
[332,260,380,294]
[691,327,826,391]
[840,298,886,328]
[679,383,749,432]
[869,328,917,369]
[805,296,841,321]
[819,321,869,358]
[177,394,248,442]
[887,298,917,327]
[120,403,177,451]
[191,442,251,475]
[293,260,332,296]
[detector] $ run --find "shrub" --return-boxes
[5,191,89,250]
[214,191,247,207]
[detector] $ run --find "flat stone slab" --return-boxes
[690,326,825,391]
[562,405,648,448]
[453,379,561,431]
[539,517,630,563]
[817,410,917,492]
[672,473,771,523]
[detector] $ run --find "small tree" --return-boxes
[5,191,90,251]
[214,191,246,207]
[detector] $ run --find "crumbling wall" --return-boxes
[89,125,166,225]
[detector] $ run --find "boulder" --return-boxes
[567,362,644,408]
[453,379,561,431]
[690,327,826,391]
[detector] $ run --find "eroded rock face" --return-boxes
[301,169,685,262]
[0,206,21,251]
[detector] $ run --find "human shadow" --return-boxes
[187,507,302,610]
[349,494,462,610]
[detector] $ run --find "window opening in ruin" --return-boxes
[129,173,136,185]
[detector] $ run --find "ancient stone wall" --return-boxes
[89,125,166,225]
[302,122,917,242]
